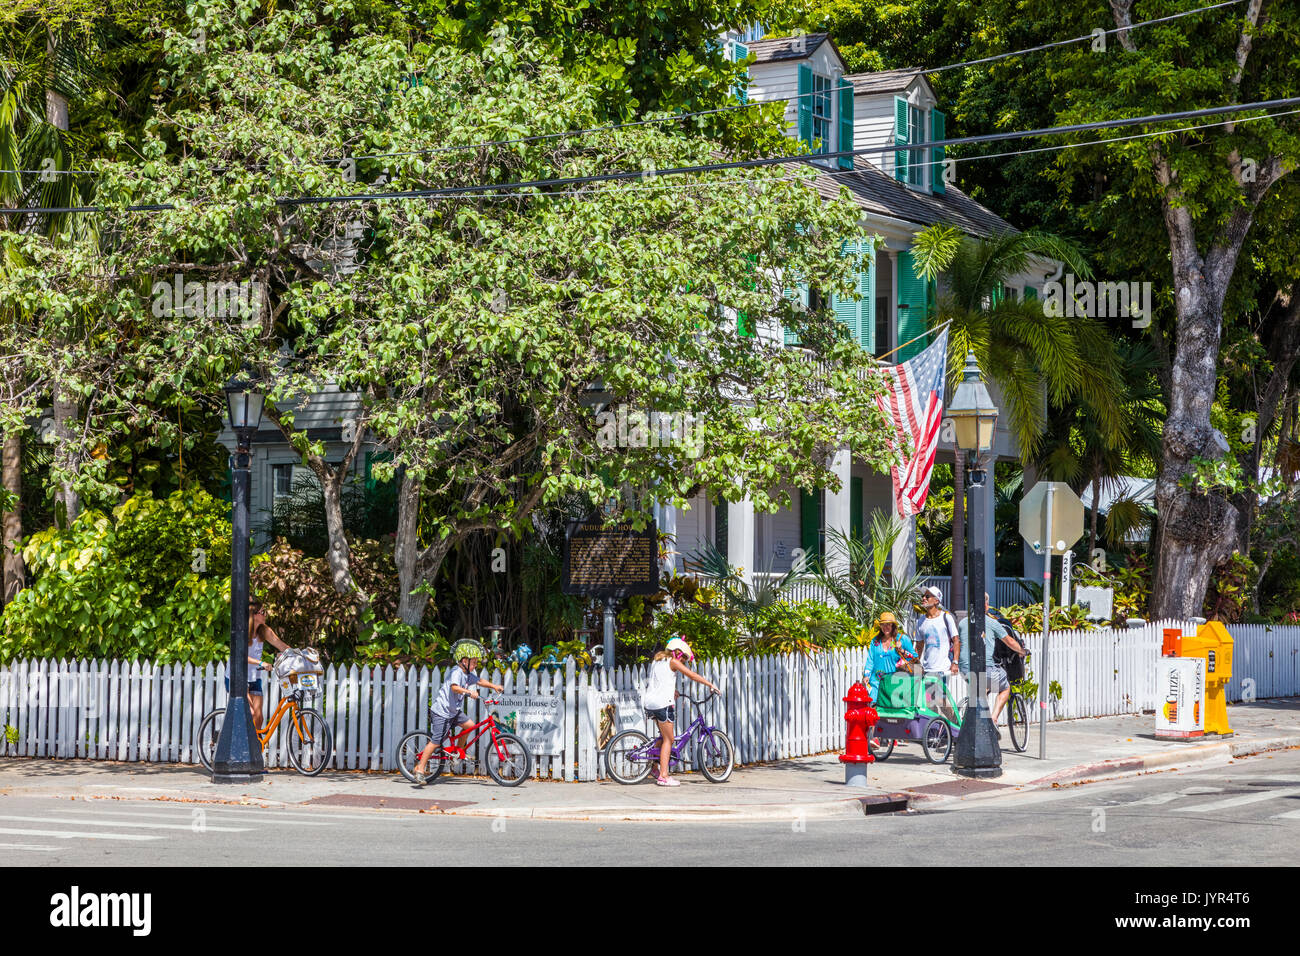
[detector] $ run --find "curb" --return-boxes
[446,792,910,823]
[1026,733,1300,787]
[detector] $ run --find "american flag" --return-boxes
[876,327,948,518]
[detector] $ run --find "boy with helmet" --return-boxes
[642,636,720,787]
[412,638,505,784]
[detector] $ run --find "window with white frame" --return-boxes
[812,73,832,153]
[909,104,926,188]
[272,463,295,498]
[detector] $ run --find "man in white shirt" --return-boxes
[915,586,960,723]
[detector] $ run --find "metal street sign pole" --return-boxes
[1040,484,1053,761]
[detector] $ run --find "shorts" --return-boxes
[428,709,472,745]
[987,664,1009,694]
[224,677,264,694]
[645,705,675,724]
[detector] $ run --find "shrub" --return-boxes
[0,491,232,664]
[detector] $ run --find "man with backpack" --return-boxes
[915,586,961,723]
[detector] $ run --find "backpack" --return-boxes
[991,615,1025,682]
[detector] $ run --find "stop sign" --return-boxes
[1019,481,1085,553]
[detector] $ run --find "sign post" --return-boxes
[1019,481,1085,759]
[1060,548,1072,610]
[562,512,660,669]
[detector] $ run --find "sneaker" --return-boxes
[655,776,680,787]
[413,768,428,785]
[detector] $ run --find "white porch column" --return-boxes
[655,500,678,574]
[892,512,917,587]
[727,497,756,588]
[823,449,853,574]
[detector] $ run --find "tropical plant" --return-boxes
[691,540,806,619]
[810,513,925,632]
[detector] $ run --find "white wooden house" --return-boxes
[660,31,1057,590]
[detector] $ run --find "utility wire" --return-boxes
[0,0,1247,178]
[3,97,1296,216]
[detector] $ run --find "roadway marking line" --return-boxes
[49,809,337,826]
[1126,787,1224,807]
[1173,787,1300,812]
[0,827,161,842]
[0,842,60,851]
[85,802,406,822]
[0,814,252,833]
[1270,809,1300,820]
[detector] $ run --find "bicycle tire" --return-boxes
[696,729,734,783]
[867,728,894,761]
[484,732,532,787]
[1008,694,1029,752]
[396,730,446,784]
[196,709,224,772]
[287,708,333,776]
[922,717,952,764]
[604,730,653,784]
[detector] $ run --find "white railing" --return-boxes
[2,621,1296,777]
[750,572,836,606]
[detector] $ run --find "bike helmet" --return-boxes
[450,638,487,664]
[666,636,694,661]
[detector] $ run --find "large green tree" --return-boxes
[10,0,899,629]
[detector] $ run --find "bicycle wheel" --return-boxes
[695,729,734,783]
[922,717,952,764]
[196,709,224,772]
[396,730,446,783]
[1008,694,1029,752]
[287,708,334,776]
[867,728,894,761]
[604,730,653,784]
[484,732,532,787]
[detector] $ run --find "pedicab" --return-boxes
[867,671,963,764]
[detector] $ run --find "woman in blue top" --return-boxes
[864,611,919,703]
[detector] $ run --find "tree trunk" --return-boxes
[950,446,966,612]
[1087,473,1100,559]
[51,384,80,525]
[395,473,423,627]
[2,429,24,603]
[321,473,368,617]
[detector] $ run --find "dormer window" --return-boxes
[811,74,832,153]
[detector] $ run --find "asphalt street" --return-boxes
[1,748,1297,866]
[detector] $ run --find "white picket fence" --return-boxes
[1,621,1297,779]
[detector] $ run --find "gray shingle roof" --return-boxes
[844,68,925,95]
[745,33,830,63]
[808,162,1017,237]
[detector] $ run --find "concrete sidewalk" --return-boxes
[1,700,1296,822]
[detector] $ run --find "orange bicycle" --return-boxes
[196,668,333,776]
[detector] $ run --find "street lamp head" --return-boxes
[224,373,265,448]
[947,351,999,453]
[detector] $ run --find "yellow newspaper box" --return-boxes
[1180,621,1234,736]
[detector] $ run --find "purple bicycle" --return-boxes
[603,690,734,784]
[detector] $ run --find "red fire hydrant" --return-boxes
[840,681,878,787]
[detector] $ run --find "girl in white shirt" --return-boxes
[642,637,719,787]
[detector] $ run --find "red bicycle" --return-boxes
[395,699,533,787]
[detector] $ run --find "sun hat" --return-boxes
[875,611,898,627]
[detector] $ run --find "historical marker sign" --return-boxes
[561,513,659,598]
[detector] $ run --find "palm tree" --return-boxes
[1036,341,1165,557]
[908,225,1126,604]
[811,512,925,631]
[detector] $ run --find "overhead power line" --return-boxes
[3,97,1296,216]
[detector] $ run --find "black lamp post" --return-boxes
[947,351,1002,778]
[211,376,266,783]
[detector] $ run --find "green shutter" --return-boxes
[1024,286,1038,301]
[799,489,821,558]
[860,241,876,352]
[931,109,946,195]
[831,240,860,344]
[894,96,909,183]
[715,497,728,557]
[896,249,929,361]
[850,477,863,543]
[731,40,748,103]
[837,81,854,170]
[798,64,814,148]
[738,252,757,336]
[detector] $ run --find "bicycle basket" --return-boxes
[274,648,324,692]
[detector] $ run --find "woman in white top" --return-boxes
[642,637,719,787]
[232,600,289,730]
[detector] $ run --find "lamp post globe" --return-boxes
[947,352,1003,778]
[212,376,266,783]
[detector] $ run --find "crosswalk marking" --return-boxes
[49,809,337,827]
[0,814,251,833]
[0,842,60,851]
[0,826,161,842]
[1172,787,1300,813]
[1126,786,1224,806]
[1272,809,1300,820]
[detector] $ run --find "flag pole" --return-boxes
[873,319,953,365]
